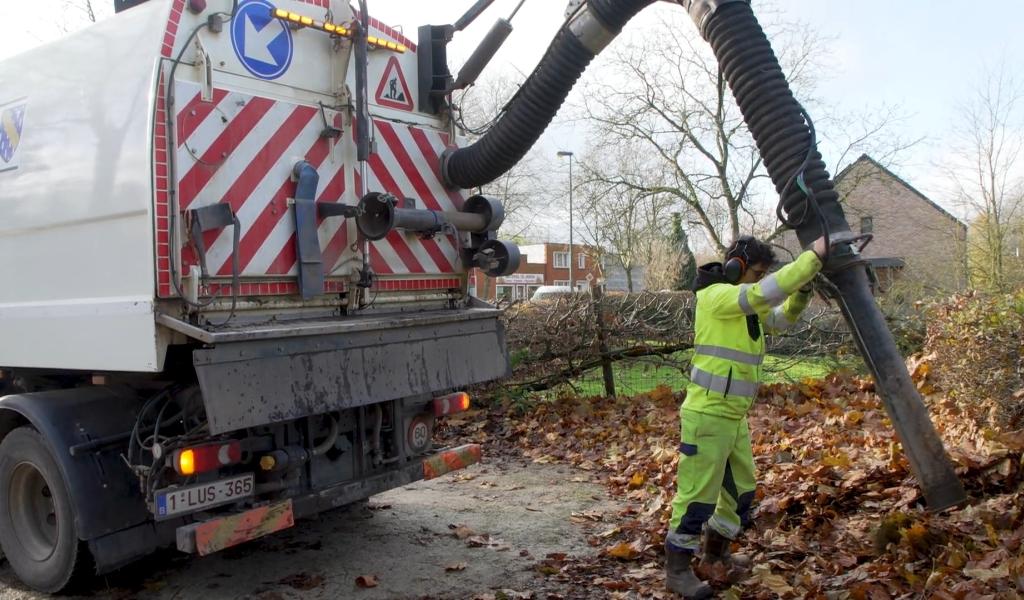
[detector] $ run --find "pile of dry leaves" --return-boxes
[442,367,1024,598]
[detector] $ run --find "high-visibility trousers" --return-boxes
[666,408,757,552]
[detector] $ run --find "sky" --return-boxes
[4,0,1023,240]
[368,0,1024,217]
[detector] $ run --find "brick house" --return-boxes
[784,155,967,292]
[474,243,602,301]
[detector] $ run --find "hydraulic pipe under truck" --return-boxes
[439,0,966,510]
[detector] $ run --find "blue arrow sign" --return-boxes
[231,0,293,80]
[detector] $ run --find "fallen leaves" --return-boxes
[604,539,647,561]
[438,369,1024,598]
[354,575,378,588]
[748,564,794,597]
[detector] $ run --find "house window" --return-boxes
[578,254,586,269]
[553,280,570,287]
[495,285,513,300]
[553,252,569,269]
[860,216,873,234]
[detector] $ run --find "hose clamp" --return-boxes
[679,0,750,37]
[569,5,616,55]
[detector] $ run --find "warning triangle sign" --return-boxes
[375,55,414,111]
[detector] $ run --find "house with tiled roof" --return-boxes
[785,155,968,293]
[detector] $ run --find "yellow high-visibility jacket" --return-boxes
[684,251,823,419]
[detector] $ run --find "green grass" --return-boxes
[565,353,860,397]
[761,354,861,384]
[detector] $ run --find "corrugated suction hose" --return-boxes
[442,0,655,190]
[700,1,850,246]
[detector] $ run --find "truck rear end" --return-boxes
[0,0,519,591]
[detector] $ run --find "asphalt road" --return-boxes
[0,460,621,600]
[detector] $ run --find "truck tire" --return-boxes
[0,427,90,593]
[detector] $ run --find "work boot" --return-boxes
[665,548,713,599]
[702,528,752,570]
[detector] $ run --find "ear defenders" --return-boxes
[724,235,756,284]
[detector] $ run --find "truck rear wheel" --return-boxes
[0,427,89,593]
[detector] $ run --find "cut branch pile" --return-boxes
[489,292,854,396]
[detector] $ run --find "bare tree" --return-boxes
[943,64,1024,291]
[575,143,677,292]
[454,70,545,238]
[56,0,110,33]
[69,0,97,22]
[577,10,915,255]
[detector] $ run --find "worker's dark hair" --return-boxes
[725,236,776,267]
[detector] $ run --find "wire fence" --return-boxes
[485,290,862,400]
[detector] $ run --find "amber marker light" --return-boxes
[269,8,405,53]
[177,449,196,475]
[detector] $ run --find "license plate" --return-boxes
[154,473,254,520]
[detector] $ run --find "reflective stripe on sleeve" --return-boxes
[764,306,794,332]
[738,284,755,315]
[759,274,787,304]
[690,367,759,398]
[694,344,764,365]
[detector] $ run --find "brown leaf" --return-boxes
[355,575,378,588]
[599,580,631,591]
[963,564,1009,581]
[605,540,644,561]
[749,565,793,597]
[450,524,476,540]
[445,562,468,572]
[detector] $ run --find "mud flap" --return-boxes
[193,311,509,434]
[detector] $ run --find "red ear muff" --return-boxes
[724,256,746,284]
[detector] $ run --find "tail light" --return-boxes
[433,392,471,417]
[173,441,242,476]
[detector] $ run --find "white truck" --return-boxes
[0,0,521,591]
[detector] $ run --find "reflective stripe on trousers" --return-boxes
[689,366,758,398]
[693,344,764,366]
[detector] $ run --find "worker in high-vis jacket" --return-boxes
[665,235,827,599]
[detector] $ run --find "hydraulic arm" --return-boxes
[441,0,966,510]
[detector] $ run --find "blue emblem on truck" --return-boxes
[231,0,292,80]
[0,99,27,172]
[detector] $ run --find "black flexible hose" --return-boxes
[699,2,967,510]
[442,0,655,190]
[702,2,850,248]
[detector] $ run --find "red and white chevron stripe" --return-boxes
[152,1,461,299]
[173,81,351,279]
[156,82,466,297]
[365,120,464,275]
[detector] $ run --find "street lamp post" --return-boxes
[557,150,574,289]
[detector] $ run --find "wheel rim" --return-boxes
[9,461,59,561]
